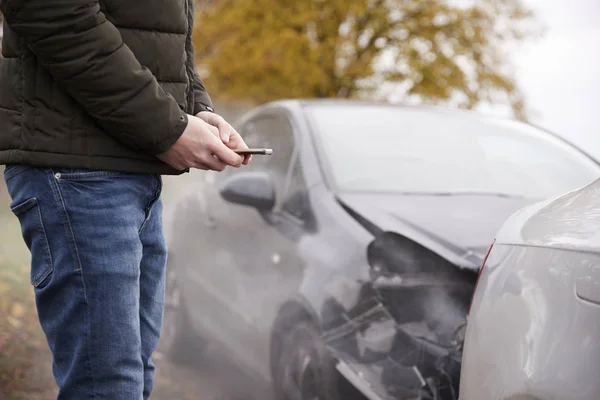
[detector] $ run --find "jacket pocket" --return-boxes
[10,197,54,288]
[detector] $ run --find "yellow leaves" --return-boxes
[11,302,25,319]
[1,298,27,330]
[7,315,22,329]
[193,0,540,119]
[0,280,9,295]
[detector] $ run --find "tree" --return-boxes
[193,0,541,120]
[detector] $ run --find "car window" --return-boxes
[236,114,295,202]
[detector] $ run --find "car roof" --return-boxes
[244,99,533,133]
[256,98,598,165]
[272,98,487,117]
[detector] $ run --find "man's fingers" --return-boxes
[198,112,243,149]
[191,163,210,171]
[218,122,231,144]
[224,133,247,150]
[200,112,229,142]
[225,132,252,165]
[194,153,227,171]
[209,141,243,167]
[165,113,245,170]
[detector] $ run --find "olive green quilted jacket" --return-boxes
[0,0,214,174]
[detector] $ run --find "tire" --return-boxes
[272,321,366,400]
[160,262,206,366]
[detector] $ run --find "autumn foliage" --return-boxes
[192,0,541,120]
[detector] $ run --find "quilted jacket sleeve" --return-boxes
[0,0,187,155]
[192,69,215,115]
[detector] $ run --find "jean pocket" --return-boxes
[10,198,54,288]
[3,164,31,182]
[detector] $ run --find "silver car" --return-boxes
[460,177,600,399]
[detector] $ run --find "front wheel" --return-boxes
[272,321,366,400]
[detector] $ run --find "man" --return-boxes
[0,0,250,398]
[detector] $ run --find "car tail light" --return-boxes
[468,240,495,316]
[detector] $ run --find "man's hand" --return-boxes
[197,111,252,165]
[157,114,244,171]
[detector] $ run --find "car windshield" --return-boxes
[307,104,600,199]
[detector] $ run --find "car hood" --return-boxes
[337,192,539,270]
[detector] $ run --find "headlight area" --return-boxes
[363,232,479,399]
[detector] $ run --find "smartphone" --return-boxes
[234,148,273,155]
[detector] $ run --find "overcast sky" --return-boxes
[517,0,599,158]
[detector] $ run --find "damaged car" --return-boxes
[162,100,600,400]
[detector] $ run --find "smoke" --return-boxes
[158,174,304,399]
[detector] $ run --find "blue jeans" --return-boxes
[3,165,167,400]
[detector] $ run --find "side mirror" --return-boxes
[219,172,276,211]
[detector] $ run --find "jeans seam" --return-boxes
[10,196,55,287]
[48,169,98,399]
[33,200,54,286]
[138,176,162,235]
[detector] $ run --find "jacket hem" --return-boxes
[0,149,187,176]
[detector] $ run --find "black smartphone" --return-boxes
[234,148,273,155]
